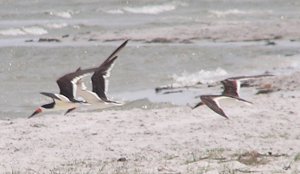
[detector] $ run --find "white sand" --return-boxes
[1,72,300,173]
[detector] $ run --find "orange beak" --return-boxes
[28,108,42,119]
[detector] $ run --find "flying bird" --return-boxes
[29,67,97,118]
[220,74,274,100]
[29,40,129,118]
[76,40,129,108]
[192,74,274,118]
[28,92,80,118]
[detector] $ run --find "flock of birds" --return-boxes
[29,40,273,119]
[29,40,128,118]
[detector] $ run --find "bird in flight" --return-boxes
[76,40,129,109]
[29,40,129,118]
[192,74,274,118]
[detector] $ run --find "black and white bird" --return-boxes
[76,40,129,109]
[29,67,98,118]
[29,40,129,118]
[192,74,273,118]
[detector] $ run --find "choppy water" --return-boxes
[1,0,300,119]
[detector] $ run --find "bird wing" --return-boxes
[200,95,229,119]
[191,101,204,109]
[91,40,128,101]
[221,79,240,97]
[91,56,118,101]
[105,40,129,62]
[40,92,71,102]
[221,73,274,99]
[226,74,274,81]
[230,96,253,105]
[56,67,97,102]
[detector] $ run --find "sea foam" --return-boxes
[0,27,48,36]
[209,9,273,18]
[47,11,73,18]
[104,2,187,15]
[0,28,25,36]
[209,9,249,18]
[21,27,48,35]
[45,23,68,29]
[123,4,176,14]
[171,68,228,86]
[105,9,124,14]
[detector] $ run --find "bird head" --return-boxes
[28,102,54,119]
[28,107,43,118]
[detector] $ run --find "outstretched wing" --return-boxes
[230,96,253,105]
[226,74,274,81]
[191,101,204,109]
[200,95,229,119]
[56,67,97,102]
[105,40,128,63]
[221,79,240,97]
[221,74,274,98]
[91,39,129,101]
[40,92,72,102]
[40,92,61,101]
[91,56,118,101]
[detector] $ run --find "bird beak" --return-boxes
[28,108,42,119]
[64,107,76,115]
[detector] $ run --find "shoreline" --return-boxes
[1,72,299,173]
[1,19,300,46]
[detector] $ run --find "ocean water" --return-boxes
[0,0,300,119]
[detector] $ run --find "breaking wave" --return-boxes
[209,9,273,18]
[0,26,48,36]
[45,23,68,29]
[0,28,25,36]
[123,4,176,14]
[209,9,249,18]
[105,2,187,15]
[105,9,124,14]
[171,68,228,86]
[46,11,73,18]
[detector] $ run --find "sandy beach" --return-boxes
[1,1,300,173]
[0,71,299,173]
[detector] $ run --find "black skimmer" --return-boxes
[28,92,79,118]
[220,74,274,101]
[76,40,129,108]
[192,74,274,118]
[29,67,98,118]
[29,40,128,118]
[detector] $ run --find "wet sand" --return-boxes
[0,72,299,173]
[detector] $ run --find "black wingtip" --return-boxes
[218,111,229,119]
[75,67,82,72]
[232,96,253,105]
[191,102,204,109]
[223,114,229,119]
[40,92,61,100]
[118,39,129,50]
